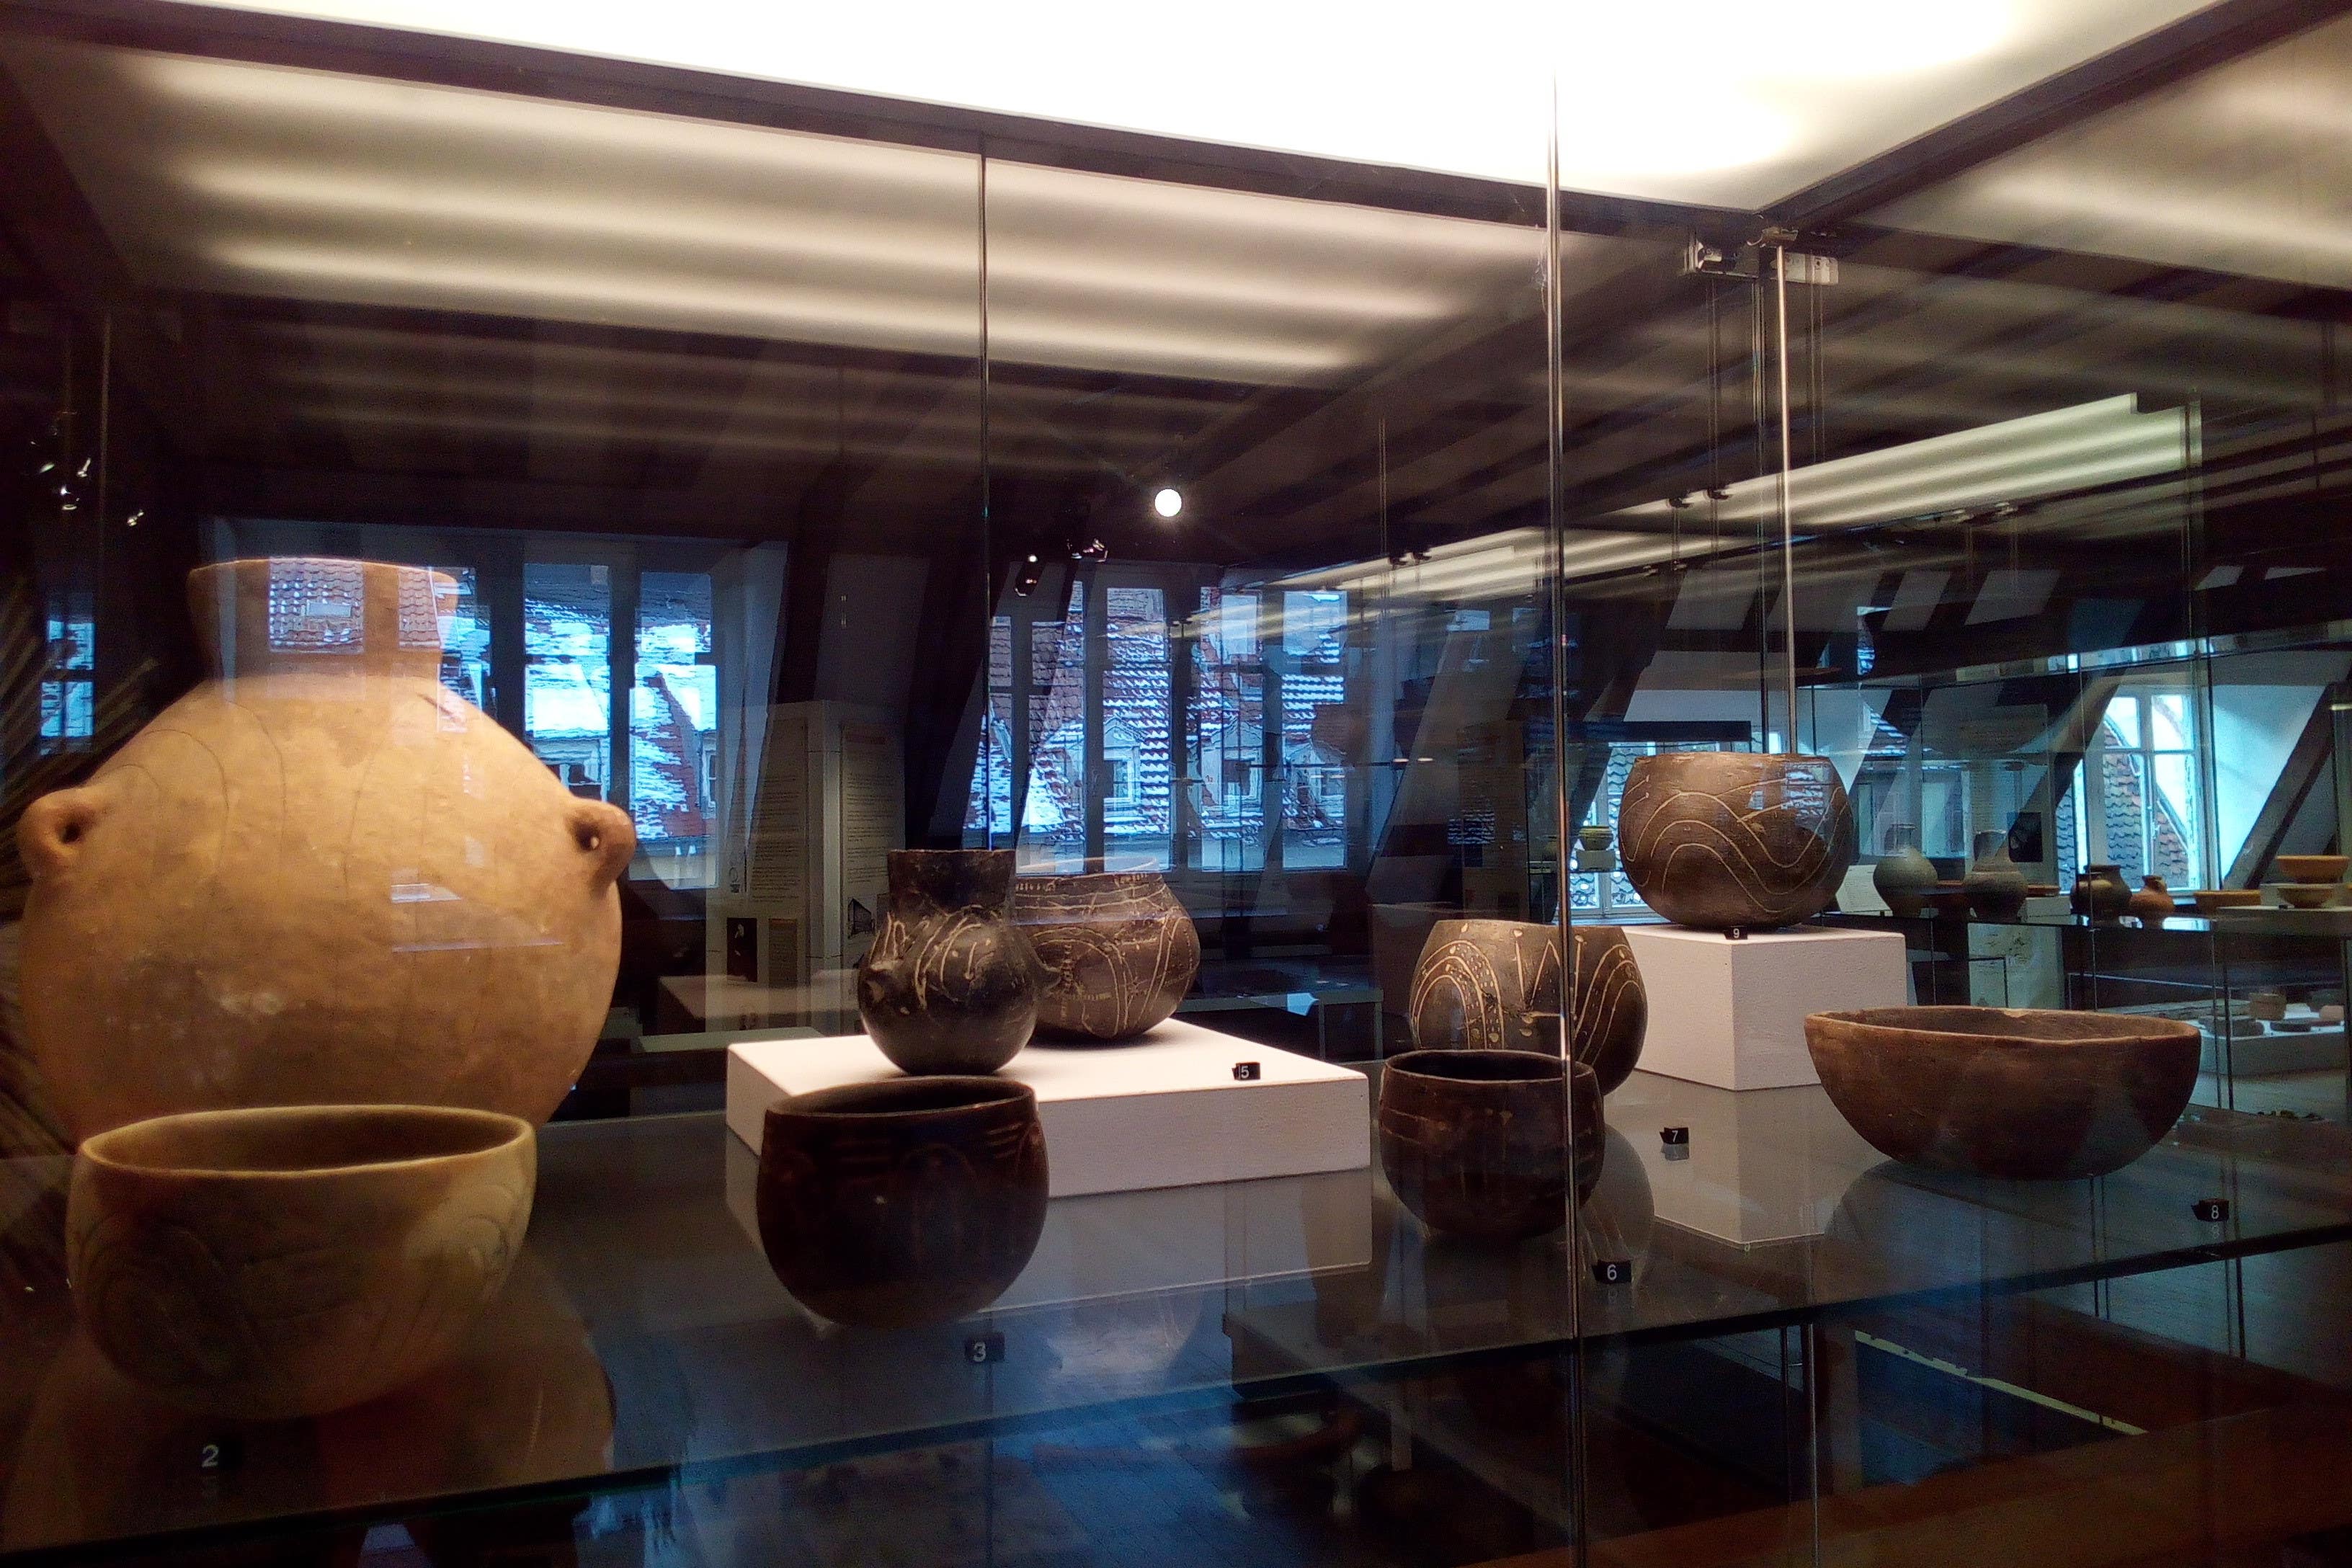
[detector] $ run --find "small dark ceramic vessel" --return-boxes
[1011,870,1200,1042]
[1376,1051,1602,1241]
[1961,829,2029,919]
[1618,752,1855,930]
[757,1077,1048,1328]
[1805,1007,2201,1180]
[857,849,1038,1074]
[2070,864,2130,921]
[1407,920,1647,1093]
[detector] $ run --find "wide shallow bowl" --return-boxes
[757,1077,1048,1327]
[1376,1051,1602,1240]
[2191,889,2262,914]
[2276,883,2342,909]
[67,1105,536,1419]
[1805,1007,2199,1180]
[2275,855,2349,885]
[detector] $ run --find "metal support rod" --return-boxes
[1773,244,1799,752]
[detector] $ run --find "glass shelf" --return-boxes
[6,1079,2349,1558]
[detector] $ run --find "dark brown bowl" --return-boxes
[1376,1051,1601,1240]
[1804,1007,2201,1180]
[756,1077,1048,1327]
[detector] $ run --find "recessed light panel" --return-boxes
[147,0,2217,206]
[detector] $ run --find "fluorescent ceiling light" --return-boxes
[1879,12,2352,288]
[146,0,2217,207]
[4,37,1541,383]
[1268,394,2191,602]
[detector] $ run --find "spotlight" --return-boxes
[1152,487,1182,520]
[1071,536,1109,564]
[1012,552,1043,598]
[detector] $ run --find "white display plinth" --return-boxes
[1621,925,1908,1090]
[725,1018,1370,1198]
[1609,1069,1882,1244]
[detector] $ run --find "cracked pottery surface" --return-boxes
[19,558,633,1139]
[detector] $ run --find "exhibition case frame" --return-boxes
[1,1,2351,1566]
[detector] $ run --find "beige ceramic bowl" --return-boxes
[2276,883,2341,910]
[2191,890,2261,914]
[2275,855,2350,885]
[68,1104,535,1420]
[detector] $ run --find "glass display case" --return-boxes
[1,3,2351,1566]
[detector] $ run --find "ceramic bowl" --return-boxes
[2191,890,2261,914]
[757,1077,1048,1327]
[1376,1050,1603,1239]
[2276,883,2341,910]
[68,1105,535,1419]
[2275,855,2350,885]
[1804,1007,2200,1180]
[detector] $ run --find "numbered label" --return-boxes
[1231,1061,1261,1082]
[197,1435,243,1474]
[964,1333,1006,1366]
[1723,927,1750,941]
[1660,1126,1690,1147]
[2193,1198,2230,1223]
[1590,1259,1634,1286]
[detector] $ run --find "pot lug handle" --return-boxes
[20,786,102,881]
[568,798,636,891]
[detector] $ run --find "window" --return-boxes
[2070,688,2203,886]
[524,563,612,798]
[40,592,93,754]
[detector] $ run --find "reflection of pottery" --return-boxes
[1011,870,1199,1042]
[19,558,634,1139]
[1376,1051,1601,1240]
[4,1250,611,1554]
[858,850,1038,1074]
[757,1077,1048,1327]
[2129,876,2175,926]
[2277,883,2340,910]
[1805,1007,2199,1179]
[2070,864,2130,920]
[1962,830,2029,919]
[1618,752,1855,930]
[2275,855,2350,885]
[1405,920,1646,1092]
[2248,992,2288,1022]
[1872,826,1938,918]
[68,1105,535,1418]
[1574,825,1618,873]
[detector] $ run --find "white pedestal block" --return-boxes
[1621,925,1907,1090]
[1608,1070,1882,1244]
[725,1017,1370,1198]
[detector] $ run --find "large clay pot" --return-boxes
[2070,863,2131,921]
[1618,752,1855,931]
[1961,829,2029,919]
[1011,870,1200,1042]
[858,850,1038,1073]
[67,1104,535,1419]
[757,1076,1048,1327]
[1804,1007,2200,1179]
[1871,825,1938,918]
[1406,919,1647,1092]
[1376,1050,1602,1241]
[19,558,634,1139]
